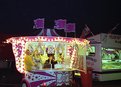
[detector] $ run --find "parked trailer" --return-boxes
[87,33,121,81]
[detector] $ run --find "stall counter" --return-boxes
[23,69,74,87]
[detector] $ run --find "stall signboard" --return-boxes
[89,33,121,49]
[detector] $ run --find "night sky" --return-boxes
[0,0,121,37]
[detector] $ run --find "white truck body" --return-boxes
[87,33,121,81]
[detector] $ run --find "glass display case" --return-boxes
[86,46,96,56]
[102,47,121,70]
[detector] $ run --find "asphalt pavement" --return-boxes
[0,77,121,87]
[93,80,121,87]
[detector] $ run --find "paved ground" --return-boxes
[76,79,121,87]
[0,81,121,87]
[0,79,121,87]
[93,80,121,87]
[74,76,121,87]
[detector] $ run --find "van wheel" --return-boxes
[21,82,27,87]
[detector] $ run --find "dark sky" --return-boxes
[0,0,121,37]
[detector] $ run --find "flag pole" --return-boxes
[90,31,94,36]
[65,32,67,37]
[108,23,120,34]
[74,31,76,38]
[42,28,44,36]
[85,24,94,36]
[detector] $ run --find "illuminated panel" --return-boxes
[6,36,90,73]
[102,47,121,70]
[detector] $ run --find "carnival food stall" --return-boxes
[6,36,89,87]
[87,33,121,81]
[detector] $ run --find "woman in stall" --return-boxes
[24,49,36,71]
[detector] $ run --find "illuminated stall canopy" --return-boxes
[6,36,89,73]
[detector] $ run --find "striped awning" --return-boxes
[37,29,59,36]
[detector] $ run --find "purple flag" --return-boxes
[33,18,44,29]
[54,19,66,29]
[65,23,76,32]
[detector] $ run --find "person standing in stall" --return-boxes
[43,45,57,69]
[24,49,36,71]
[32,49,43,70]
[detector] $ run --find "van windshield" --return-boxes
[0,43,15,69]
